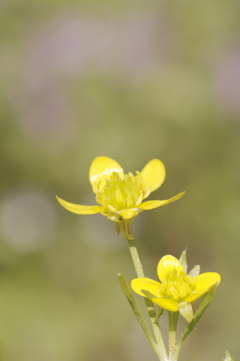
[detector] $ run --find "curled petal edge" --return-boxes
[56,196,102,214]
[138,191,186,210]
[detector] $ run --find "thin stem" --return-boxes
[172,338,183,361]
[126,237,145,277]
[168,312,179,361]
[126,237,168,361]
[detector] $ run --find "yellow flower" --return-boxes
[131,255,221,322]
[56,156,185,240]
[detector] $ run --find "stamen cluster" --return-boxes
[96,172,150,212]
[159,269,194,301]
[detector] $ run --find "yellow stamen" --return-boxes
[159,270,194,301]
[97,171,145,212]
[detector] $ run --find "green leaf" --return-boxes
[181,283,218,342]
[223,350,235,361]
[118,273,160,357]
[141,289,157,300]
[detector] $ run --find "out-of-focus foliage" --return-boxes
[0,0,240,360]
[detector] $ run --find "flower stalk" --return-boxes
[126,237,167,361]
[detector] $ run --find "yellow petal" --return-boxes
[140,159,166,193]
[56,196,102,214]
[151,297,179,311]
[118,208,141,219]
[186,272,221,302]
[89,156,124,190]
[138,200,165,210]
[131,278,161,297]
[157,255,184,282]
[138,192,186,210]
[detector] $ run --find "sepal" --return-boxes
[179,249,188,273]
[188,265,200,278]
[222,350,235,361]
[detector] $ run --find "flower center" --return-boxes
[96,171,150,212]
[159,269,194,301]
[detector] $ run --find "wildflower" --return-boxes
[56,156,185,240]
[131,255,221,322]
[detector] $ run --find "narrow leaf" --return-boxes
[181,283,218,342]
[118,273,160,356]
[141,289,157,300]
[155,307,164,322]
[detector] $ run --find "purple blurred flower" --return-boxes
[214,43,240,117]
[27,12,176,78]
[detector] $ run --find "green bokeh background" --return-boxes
[1,0,240,360]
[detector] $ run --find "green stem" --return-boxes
[168,312,179,361]
[126,237,145,277]
[126,237,168,361]
[172,338,183,361]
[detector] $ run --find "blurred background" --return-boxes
[0,0,240,360]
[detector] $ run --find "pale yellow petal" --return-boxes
[157,255,184,282]
[138,192,186,210]
[188,265,200,278]
[56,196,102,214]
[89,156,124,190]
[186,272,221,302]
[131,278,161,297]
[118,208,142,219]
[151,297,178,311]
[140,159,166,192]
[138,200,167,210]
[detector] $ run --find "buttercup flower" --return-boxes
[56,156,185,240]
[131,255,221,322]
